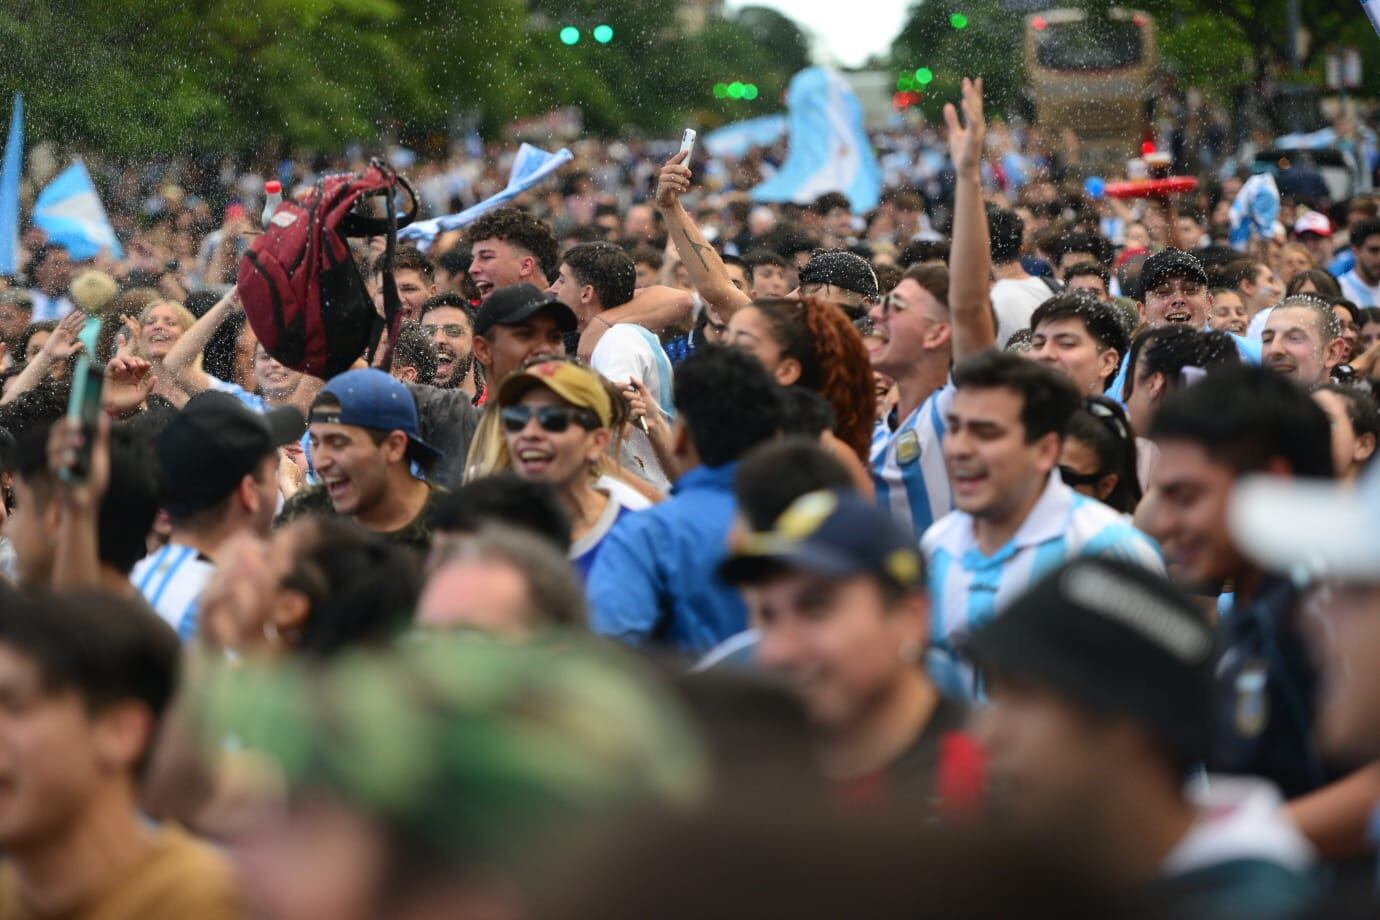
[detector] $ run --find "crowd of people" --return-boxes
[1,72,1380,918]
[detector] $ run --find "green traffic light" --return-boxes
[898,74,914,91]
[743,83,758,100]
[916,67,934,85]
[593,24,614,43]
[950,12,968,29]
[728,81,744,99]
[713,82,729,99]
[559,26,580,45]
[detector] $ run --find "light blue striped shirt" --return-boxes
[922,470,1164,699]
[130,543,216,642]
[871,382,954,540]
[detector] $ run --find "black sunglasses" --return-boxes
[500,405,599,434]
[1059,465,1106,487]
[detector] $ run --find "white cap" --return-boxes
[1293,211,1333,238]
[1230,461,1380,584]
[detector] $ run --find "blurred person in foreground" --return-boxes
[195,636,706,920]
[721,490,980,816]
[967,558,1318,919]
[1148,365,1380,860]
[0,593,243,918]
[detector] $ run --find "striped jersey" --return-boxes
[922,470,1164,699]
[871,382,954,540]
[130,543,216,642]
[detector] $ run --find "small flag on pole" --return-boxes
[0,93,22,276]
[33,159,123,261]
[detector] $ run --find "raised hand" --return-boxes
[943,77,986,178]
[103,356,157,417]
[655,150,692,211]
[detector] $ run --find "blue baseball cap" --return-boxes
[313,369,442,464]
[719,490,923,590]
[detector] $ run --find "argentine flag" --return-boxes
[703,114,788,160]
[0,93,21,276]
[751,67,882,213]
[34,160,122,261]
[1227,172,1280,251]
[399,143,572,249]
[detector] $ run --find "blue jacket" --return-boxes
[587,463,746,654]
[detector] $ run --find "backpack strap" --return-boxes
[367,175,404,371]
[340,173,418,238]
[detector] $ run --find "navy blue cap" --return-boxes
[473,283,577,338]
[1139,247,1208,295]
[313,369,441,463]
[798,249,880,299]
[720,490,923,590]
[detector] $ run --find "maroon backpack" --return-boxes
[237,161,418,379]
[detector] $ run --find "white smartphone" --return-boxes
[679,128,696,160]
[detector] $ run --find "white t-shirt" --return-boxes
[590,323,676,492]
[595,473,654,511]
[1339,269,1380,308]
[991,275,1056,348]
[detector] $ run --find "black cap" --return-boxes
[473,283,577,337]
[720,490,923,590]
[156,392,305,516]
[798,249,880,299]
[1139,248,1208,295]
[962,557,1215,764]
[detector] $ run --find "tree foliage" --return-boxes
[0,0,808,157]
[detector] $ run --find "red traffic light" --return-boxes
[1031,16,1048,30]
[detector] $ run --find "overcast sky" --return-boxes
[725,0,911,68]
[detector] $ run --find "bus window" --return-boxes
[1035,19,1144,72]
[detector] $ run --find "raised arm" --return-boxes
[1,311,85,405]
[655,152,752,320]
[163,287,240,395]
[945,77,997,362]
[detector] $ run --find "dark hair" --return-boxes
[873,262,902,295]
[745,298,874,461]
[1213,259,1258,290]
[467,207,561,283]
[1063,261,1110,289]
[987,207,1025,264]
[372,245,435,282]
[420,292,475,328]
[1030,292,1129,366]
[1361,306,1380,327]
[1286,269,1342,299]
[777,387,835,439]
[436,248,471,278]
[812,192,851,216]
[734,437,855,530]
[11,423,160,575]
[1050,231,1112,267]
[952,349,1081,443]
[674,345,783,467]
[898,238,950,268]
[563,242,636,309]
[0,591,178,774]
[23,244,64,280]
[1329,296,1361,329]
[391,321,438,385]
[1349,217,1380,250]
[743,248,788,272]
[762,227,819,260]
[901,263,950,308]
[1064,397,1142,514]
[1150,364,1334,479]
[630,245,664,271]
[1123,326,1240,401]
[20,320,58,360]
[284,518,421,657]
[1316,383,1380,461]
[431,472,572,551]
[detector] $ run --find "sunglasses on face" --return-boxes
[500,404,599,434]
[1059,465,1105,487]
[424,323,468,338]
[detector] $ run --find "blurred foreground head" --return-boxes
[194,636,707,920]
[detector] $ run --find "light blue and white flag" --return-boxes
[399,143,572,249]
[751,67,882,213]
[702,114,788,159]
[0,93,21,276]
[1228,172,1280,251]
[34,160,122,261]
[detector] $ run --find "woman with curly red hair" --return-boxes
[724,297,877,491]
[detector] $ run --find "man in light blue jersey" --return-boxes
[923,350,1163,698]
[871,77,997,540]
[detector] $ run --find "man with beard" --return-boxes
[420,293,481,401]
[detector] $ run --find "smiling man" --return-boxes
[922,350,1163,699]
[284,369,445,552]
[1028,292,1129,396]
[419,293,480,399]
[1261,295,1347,388]
[466,207,560,300]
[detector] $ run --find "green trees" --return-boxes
[0,0,810,156]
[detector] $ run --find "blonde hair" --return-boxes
[136,299,201,371]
